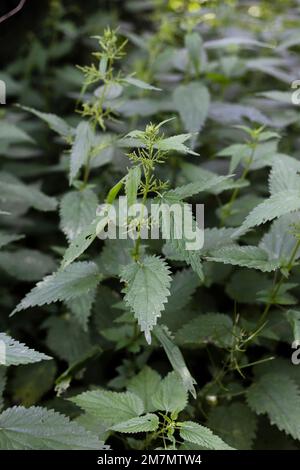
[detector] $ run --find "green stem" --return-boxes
[132,167,151,261]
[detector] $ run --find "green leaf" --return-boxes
[70,121,94,183]
[163,175,231,201]
[207,404,257,450]
[127,366,161,413]
[176,313,233,348]
[154,325,197,397]
[181,162,243,195]
[247,373,300,440]
[0,333,51,366]
[0,172,57,212]
[0,406,104,450]
[207,245,280,272]
[121,255,171,344]
[173,82,210,135]
[43,316,93,365]
[156,134,199,155]
[202,227,236,253]
[125,166,141,207]
[185,31,206,74]
[158,201,204,279]
[60,189,98,241]
[0,121,34,145]
[0,249,56,281]
[269,159,300,194]
[179,421,233,450]
[11,361,57,406]
[259,213,300,265]
[217,143,251,173]
[123,76,161,91]
[237,191,300,235]
[163,269,199,321]
[62,215,109,268]
[12,262,101,314]
[20,105,74,138]
[98,239,134,277]
[70,390,144,426]
[110,414,159,433]
[0,232,24,250]
[152,371,188,414]
[65,289,96,331]
[95,82,123,100]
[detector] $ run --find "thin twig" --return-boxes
[0,0,27,25]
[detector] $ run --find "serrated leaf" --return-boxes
[12,262,101,314]
[156,134,198,155]
[157,201,204,279]
[154,325,197,397]
[179,421,233,450]
[65,289,96,331]
[207,245,280,272]
[0,406,104,449]
[152,371,188,414]
[173,82,210,136]
[20,106,74,137]
[127,366,161,413]
[123,76,161,91]
[164,269,199,319]
[247,373,300,440]
[259,213,300,265]
[70,390,144,426]
[269,160,300,194]
[176,313,233,348]
[70,121,94,183]
[98,239,134,277]
[207,403,257,450]
[60,189,98,242]
[62,215,109,268]
[181,163,242,196]
[110,413,159,433]
[236,191,300,235]
[202,227,236,253]
[0,333,51,366]
[125,166,141,207]
[163,175,231,201]
[121,255,171,344]
[43,316,93,365]
[0,172,57,212]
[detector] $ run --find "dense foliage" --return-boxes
[1,0,300,450]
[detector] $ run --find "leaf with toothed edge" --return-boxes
[121,256,171,344]
[0,333,51,366]
[12,262,102,315]
[0,406,105,450]
[110,414,159,433]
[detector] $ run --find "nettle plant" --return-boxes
[1,16,300,450]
